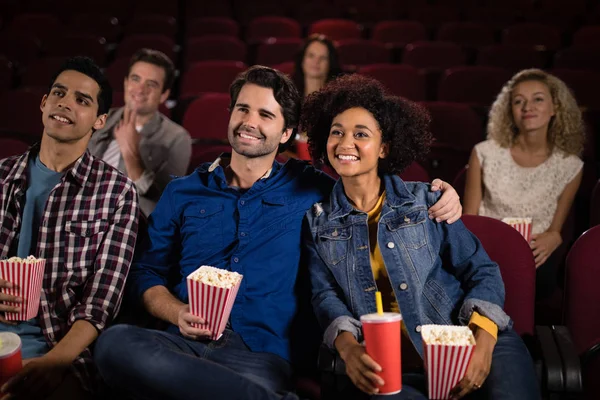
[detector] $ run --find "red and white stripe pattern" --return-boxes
[187,274,242,340]
[501,218,532,243]
[0,259,46,321]
[424,342,475,399]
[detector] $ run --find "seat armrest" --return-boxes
[535,325,565,393]
[552,326,583,394]
[317,344,347,375]
[581,337,600,367]
[318,344,336,373]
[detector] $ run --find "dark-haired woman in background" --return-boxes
[292,34,343,98]
[301,75,540,399]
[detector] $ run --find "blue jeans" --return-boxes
[470,328,541,399]
[341,329,540,400]
[94,325,299,400]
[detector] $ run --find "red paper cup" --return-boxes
[0,259,46,321]
[186,267,243,340]
[422,325,476,400]
[501,217,533,243]
[360,312,403,395]
[0,332,22,386]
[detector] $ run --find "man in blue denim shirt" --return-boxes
[94,66,462,400]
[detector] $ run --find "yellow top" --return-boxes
[367,191,498,340]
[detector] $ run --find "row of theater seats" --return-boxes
[5,31,600,80]
[3,0,600,28]
[3,17,600,68]
[3,60,600,114]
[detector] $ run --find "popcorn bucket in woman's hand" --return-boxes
[0,257,46,321]
[501,217,532,243]
[422,325,476,400]
[186,265,243,340]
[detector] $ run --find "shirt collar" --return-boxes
[138,111,162,137]
[208,153,273,180]
[1,142,94,188]
[329,174,416,220]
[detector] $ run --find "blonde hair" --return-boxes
[487,68,584,156]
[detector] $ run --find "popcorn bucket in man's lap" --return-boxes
[0,257,46,321]
[422,325,476,400]
[501,217,532,243]
[186,266,243,340]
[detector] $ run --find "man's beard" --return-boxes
[229,127,280,158]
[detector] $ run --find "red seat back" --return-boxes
[421,101,484,150]
[336,39,390,68]
[359,64,425,101]
[0,138,30,160]
[116,34,175,61]
[438,66,512,107]
[399,162,430,182]
[180,61,247,99]
[554,47,600,71]
[502,23,562,51]
[255,38,303,66]
[185,36,247,66]
[476,45,545,73]
[462,214,536,336]
[436,22,495,47]
[247,17,301,42]
[186,17,239,39]
[565,226,600,353]
[309,19,362,41]
[402,41,465,70]
[551,69,600,109]
[371,21,427,47]
[182,93,231,142]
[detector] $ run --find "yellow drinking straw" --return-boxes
[375,291,383,315]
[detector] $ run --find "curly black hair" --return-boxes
[300,74,432,175]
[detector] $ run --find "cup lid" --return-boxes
[0,332,21,358]
[360,312,402,323]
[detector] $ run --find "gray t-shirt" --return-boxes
[16,154,63,258]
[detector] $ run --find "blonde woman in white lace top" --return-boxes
[464,69,584,279]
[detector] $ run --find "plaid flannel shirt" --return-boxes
[0,145,139,391]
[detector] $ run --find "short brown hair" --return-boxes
[229,65,301,153]
[128,48,175,93]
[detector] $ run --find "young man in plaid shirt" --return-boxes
[0,57,139,399]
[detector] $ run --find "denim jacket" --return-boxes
[304,174,511,357]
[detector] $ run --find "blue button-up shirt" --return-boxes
[129,156,334,362]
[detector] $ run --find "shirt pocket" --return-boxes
[63,219,109,278]
[182,204,224,250]
[385,210,427,249]
[140,142,168,172]
[422,279,455,325]
[261,195,306,230]
[316,226,352,266]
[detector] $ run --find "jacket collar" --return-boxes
[328,174,417,220]
[1,142,94,188]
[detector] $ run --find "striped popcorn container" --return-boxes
[186,267,243,340]
[0,258,46,321]
[501,217,533,243]
[422,325,476,400]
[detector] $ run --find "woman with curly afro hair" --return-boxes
[302,75,539,400]
[463,69,584,300]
